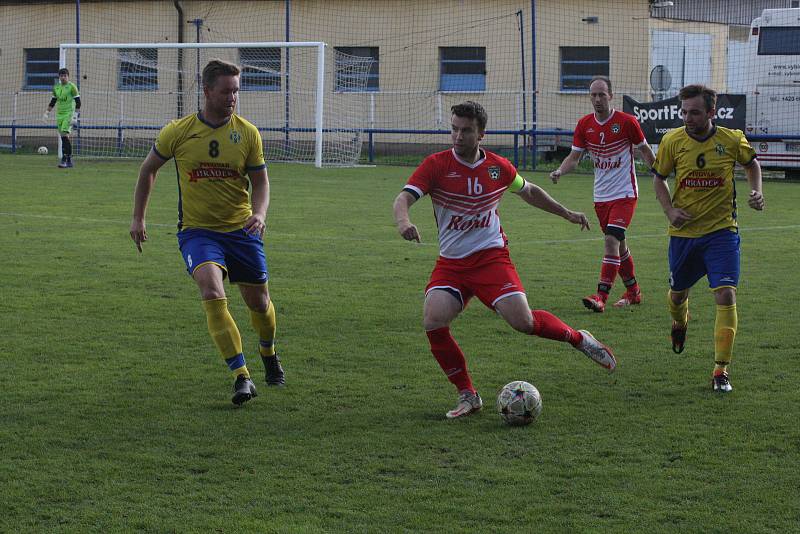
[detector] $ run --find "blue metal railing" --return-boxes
[4,122,800,168]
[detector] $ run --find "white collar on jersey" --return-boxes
[451,147,486,168]
[594,109,616,126]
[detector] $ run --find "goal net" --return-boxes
[58,42,374,167]
[8,1,800,173]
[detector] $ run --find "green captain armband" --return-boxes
[510,173,526,193]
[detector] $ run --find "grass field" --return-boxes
[1,154,799,532]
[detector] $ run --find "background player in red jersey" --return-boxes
[393,101,617,419]
[550,76,655,313]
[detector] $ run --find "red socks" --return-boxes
[427,311,584,391]
[531,310,582,346]
[618,250,640,293]
[426,327,474,392]
[598,255,620,302]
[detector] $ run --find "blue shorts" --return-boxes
[668,229,740,291]
[177,228,268,285]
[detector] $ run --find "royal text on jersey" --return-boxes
[446,211,493,231]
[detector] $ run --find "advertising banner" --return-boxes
[622,94,746,144]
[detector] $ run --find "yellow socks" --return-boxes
[202,298,248,377]
[249,299,277,357]
[714,303,737,374]
[668,291,689,325]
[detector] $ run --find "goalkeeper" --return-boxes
[44,68,81,168]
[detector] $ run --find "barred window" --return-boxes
[118,48,158,91]
[240,48,281,91]
[440,47,486,92]
[24,48,59,90]
[335,47,379,92]
[560,47,609,91]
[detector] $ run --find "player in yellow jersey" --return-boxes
[129,59,284,406]
[44,68,81,168]
[652,84,765,392]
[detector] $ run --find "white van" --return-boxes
[743,8,800,176]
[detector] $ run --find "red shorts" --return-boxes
[425,247,525,310]
[594,197,637,233]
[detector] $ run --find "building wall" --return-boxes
[535,0,651,130]
[0,0,726,152]
[650,18,730,92]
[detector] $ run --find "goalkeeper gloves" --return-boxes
[43,110,50,120]
[71,111,80,125]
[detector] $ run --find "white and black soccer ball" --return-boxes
[37,146,48,155]
[496,380,542,426]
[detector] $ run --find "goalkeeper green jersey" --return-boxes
[52,81,79,115]
[152,112,266,232]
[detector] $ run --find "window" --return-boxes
[560,46,609,91]
[24,48,59,90]
[440,47,486,91]
[758,27,800,55]
[240,48,281,91]
[118,48,158,90]
[335,47,379,92]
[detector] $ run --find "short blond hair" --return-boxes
[202,59,240,89]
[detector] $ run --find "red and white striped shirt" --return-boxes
[572,109,646,202]
[404,148,520,259]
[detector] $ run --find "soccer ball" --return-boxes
[496,380,542,426]
[37,146,48,155]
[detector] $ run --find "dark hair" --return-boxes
[202,59,241,89]
[590,75,612,94]
[451,101,488,131]
[679,84,716,112]
[58,68,69,76]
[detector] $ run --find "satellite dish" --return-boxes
[650,65,672,92]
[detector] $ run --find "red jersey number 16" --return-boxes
[467,177,483,195]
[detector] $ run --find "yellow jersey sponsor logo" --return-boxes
[680,170,724,189]
[189,162,240,182]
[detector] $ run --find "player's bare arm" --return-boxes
[653,175,693,228]
[393,190,421,242]
[244,168,269,236]
[516,180,590,230]
[130,150,167,253]
[744,159,765,210]
[549,149,582,183]
[637,143,656,168]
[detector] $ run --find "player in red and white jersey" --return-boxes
[402,141,518,260]
[393,101,617,420]
[550,76,655,313]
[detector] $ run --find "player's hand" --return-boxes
[665,207,693,228]
[748,190,765,211]
[549,169,562,184]
[565,210,590,231]
[397,221,421,242]
[42,110,50,121]
[130,219,147,253]
[243,214,266,237]
[71,111,79,126]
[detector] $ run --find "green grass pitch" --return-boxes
[1,154,798,532]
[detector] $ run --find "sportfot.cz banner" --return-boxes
[622,94,746,144]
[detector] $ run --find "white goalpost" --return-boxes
[59,41,373,167]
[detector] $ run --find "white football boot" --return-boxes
[577,330,617,372]
[445,390,483,419]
